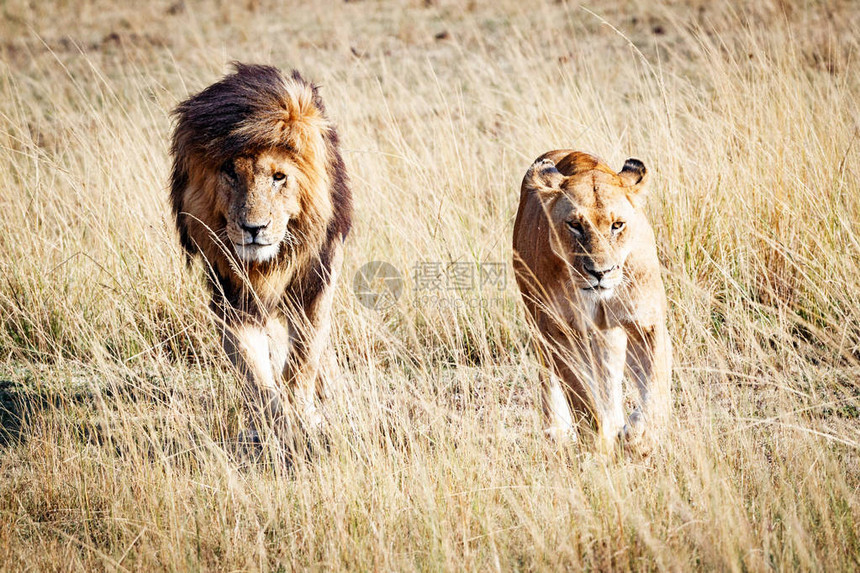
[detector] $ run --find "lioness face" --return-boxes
[548,178,636,297]
[219,148,302,263]
[527,157,648,299]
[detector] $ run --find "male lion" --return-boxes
[169,63,352,440]
[513,150,671,449]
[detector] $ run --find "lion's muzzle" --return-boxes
[233,241,281,263]
[227,215,290,263]
[239,221,271,243]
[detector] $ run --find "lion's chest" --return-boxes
[243,266,296,313]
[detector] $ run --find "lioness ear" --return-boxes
[618,158,648,194]
[524,158,564,196]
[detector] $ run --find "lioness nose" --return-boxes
[584,263,617,280]
[240,221,270,239]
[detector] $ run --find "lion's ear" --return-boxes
[524,158,564,196]
[618,158,648,195]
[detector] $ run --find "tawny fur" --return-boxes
[169,63,352,437]
[513,150,671,450]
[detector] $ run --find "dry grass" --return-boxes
[1,0,859,570]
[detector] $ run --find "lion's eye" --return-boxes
[566,221,584,235]
[273,172,286,182]
[612,221,626,232]
[222,162,238,181]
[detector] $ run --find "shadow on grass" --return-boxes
[0,380,23,446]
[0,378,94,447]
[0,377,330,474]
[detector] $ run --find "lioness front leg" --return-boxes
[624,322,671,442]
[541,368,577,442]
[589,326,627,450]
[538,330,590,443]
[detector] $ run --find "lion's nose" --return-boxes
[584,263,618,280]
[240,221,270,240]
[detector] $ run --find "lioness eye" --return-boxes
[273,172,286,182]
[612,221,625,232]
[566,221,583,235]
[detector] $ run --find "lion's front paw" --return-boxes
[238,427,261,445]
[620,410,657,453]
[544,425,579,444]
[236,428,264,462]
[623,409,645,437]
[300,403,325,434]
[621,410,645,441]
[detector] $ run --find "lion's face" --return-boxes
[526,156,649,299]
[218,148,302,263]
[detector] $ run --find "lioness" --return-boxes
[169,64,352,439]
[513,150,671,448]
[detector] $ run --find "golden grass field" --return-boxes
[1,0,859,569]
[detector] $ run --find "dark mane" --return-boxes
[170,63,322,168]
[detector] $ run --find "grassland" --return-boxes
[0,0,858,570]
